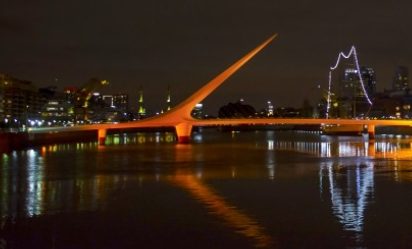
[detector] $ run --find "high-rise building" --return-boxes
[113,93,128,111]
[41,97,73,125]
[266,101,274,116]
[392,66,409,91]
[89,92,103,107]
[337,65,376,118]
[361,66,376,96]
[340,66,376,98]
[0,73,47,124]
[64,86,77,104]
[102,95,114,107]
[137,87,146,116]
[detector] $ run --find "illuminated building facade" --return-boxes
[371,92,412,119]
[113,93,128,111]
[337,65,376,118]
[392,66,409,91]
[41,97,73,126]
[340,66,376,98]
[361,67,376,96]
[0,73,48,126]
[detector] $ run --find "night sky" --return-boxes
[1,0,412,114]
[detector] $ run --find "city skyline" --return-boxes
[1,1,412,113]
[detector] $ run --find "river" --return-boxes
[1,129,412,248]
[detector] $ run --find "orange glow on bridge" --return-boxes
[27,33,412,144]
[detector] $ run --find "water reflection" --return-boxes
[1,150,45,218]
[172,173,274,248]
[26,149,44,217]
[31,130,412,160]
[1,136,276,248]
[272,132,412,159]
[4,130,412,248]
[266,131,275,180]
[171,145,274,248]
[274,137,369,157]
[320,161,374,244]
[321,162,375,233]
[0,149,131,219]
[105,132,176,145]
[3,131,412,221]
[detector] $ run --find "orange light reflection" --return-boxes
[172,173,275,248]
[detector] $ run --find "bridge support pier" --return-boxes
[175,123,192,143]
[367,125,375,140]
[98,129,107,145]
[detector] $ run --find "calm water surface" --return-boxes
[1,130,412,248]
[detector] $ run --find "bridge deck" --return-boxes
[28,118,412,134]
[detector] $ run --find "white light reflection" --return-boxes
[266,131,275,179]
[274,135,412,159]
[26,149,44,217]
[320,161,374,237]
[268,140,274,151]
[273,138,374,158]
[193,133,203,143]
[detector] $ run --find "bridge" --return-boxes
[28,34,412,144]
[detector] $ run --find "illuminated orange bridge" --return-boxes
[29,34,412,144]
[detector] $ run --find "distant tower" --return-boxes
[266,101,274,116]
[166,85,171,111]
[393,66,409,91]
[137,86,146,116]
